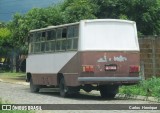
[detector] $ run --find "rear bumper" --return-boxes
[78,76,142,82]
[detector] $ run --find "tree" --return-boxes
[0,27,12,49]
[0,27,12,71]
[61,0,98,23]
[91,0,160,35]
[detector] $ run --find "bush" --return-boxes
[120,77,160,99]
[0,98,34,113]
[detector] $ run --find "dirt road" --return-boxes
[0,82,159,113]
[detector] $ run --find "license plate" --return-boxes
[105,65,117,71]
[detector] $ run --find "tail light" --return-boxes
[129,65,140,73]
[82,65,94,72]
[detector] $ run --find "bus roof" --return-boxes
[29,22,79,33]
[29,19,135,33]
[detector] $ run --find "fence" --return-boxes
[139,36,160,79]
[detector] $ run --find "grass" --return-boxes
[0,98,34,113]
[119,77,160,100]
[0,72,25,77]
[0,72,26,84]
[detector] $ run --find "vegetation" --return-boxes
[0,0,160,71]
[120,77,160,99]
[0,98,34,113]
[0,72,25,77]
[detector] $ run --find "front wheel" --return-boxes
[99,85,119,99]
[30,78,40,93]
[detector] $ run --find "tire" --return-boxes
[59,77,68,97]
[99,85,119,99]
[30,78,39,93]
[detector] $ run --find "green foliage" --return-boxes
[8,13,26,49]
[1,0,160,55]
[7,6,64,54]
[120,77,160,99]
[92,0,160,35]
[0,28,11,39]
[0,27,12,55]
[0,98,34,113]
[25,6,63,29]
[61,0,98,23]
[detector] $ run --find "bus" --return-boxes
[26,19,141,98]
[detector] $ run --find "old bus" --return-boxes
[26,19,141,98]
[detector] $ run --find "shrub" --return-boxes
[120,77,160,99]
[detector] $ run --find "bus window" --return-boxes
[41,31,46,41]
[62,28,67,38]
[62,40,66,50]
[45,42,50,52]
[73,38,78,49]
[29,33,34,43]
[47,30,56,40]
[68,25,78,38]
[56,28,67,51]
[68,26,74,38]
[56,41,61,51]
[35,32,41,42]
[67,25,79,50]
[73,26,78,37]
[51,41,55,51]
[30,43,34,53]
[41,42,45,52]
[67,39,72,50]
[34,43,40,53]
[57,29,62,39]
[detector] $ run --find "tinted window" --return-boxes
[47,30,56,40]
[57,29,62,39]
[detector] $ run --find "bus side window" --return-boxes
[29,33,34,54]
[51,41,55,51]
[57,29,62,39]
[74,26,78,37]
[47,30,56,40]
[62,28,67,50]
[35,32,41,42]
[41,31,46,41]
[41,42,45,52]
[62,29,67,38]
[29,33,34,43]
[34,43,40,53]
[30,43,34,53]
[67,25,78,50]
[56,28,67,51]
[46,30,56,52]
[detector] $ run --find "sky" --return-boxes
[0,0,61,22]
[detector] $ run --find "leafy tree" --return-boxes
[61,0,98,23]
[0,26,12,58]
[0,22,6,28]
[25,6,64,29]
[0,27,12,48]
[6,0,160,52]
[91,0,160,35]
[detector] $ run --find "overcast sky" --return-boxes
[0,0,61,22]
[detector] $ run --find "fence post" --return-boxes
[152,37,156,76]
[140,61,145,80]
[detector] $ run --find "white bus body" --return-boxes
[26,19,141,98]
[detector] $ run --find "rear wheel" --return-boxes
[59,77,68,97]
[99,85,119,99]
[30,78,39,93]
